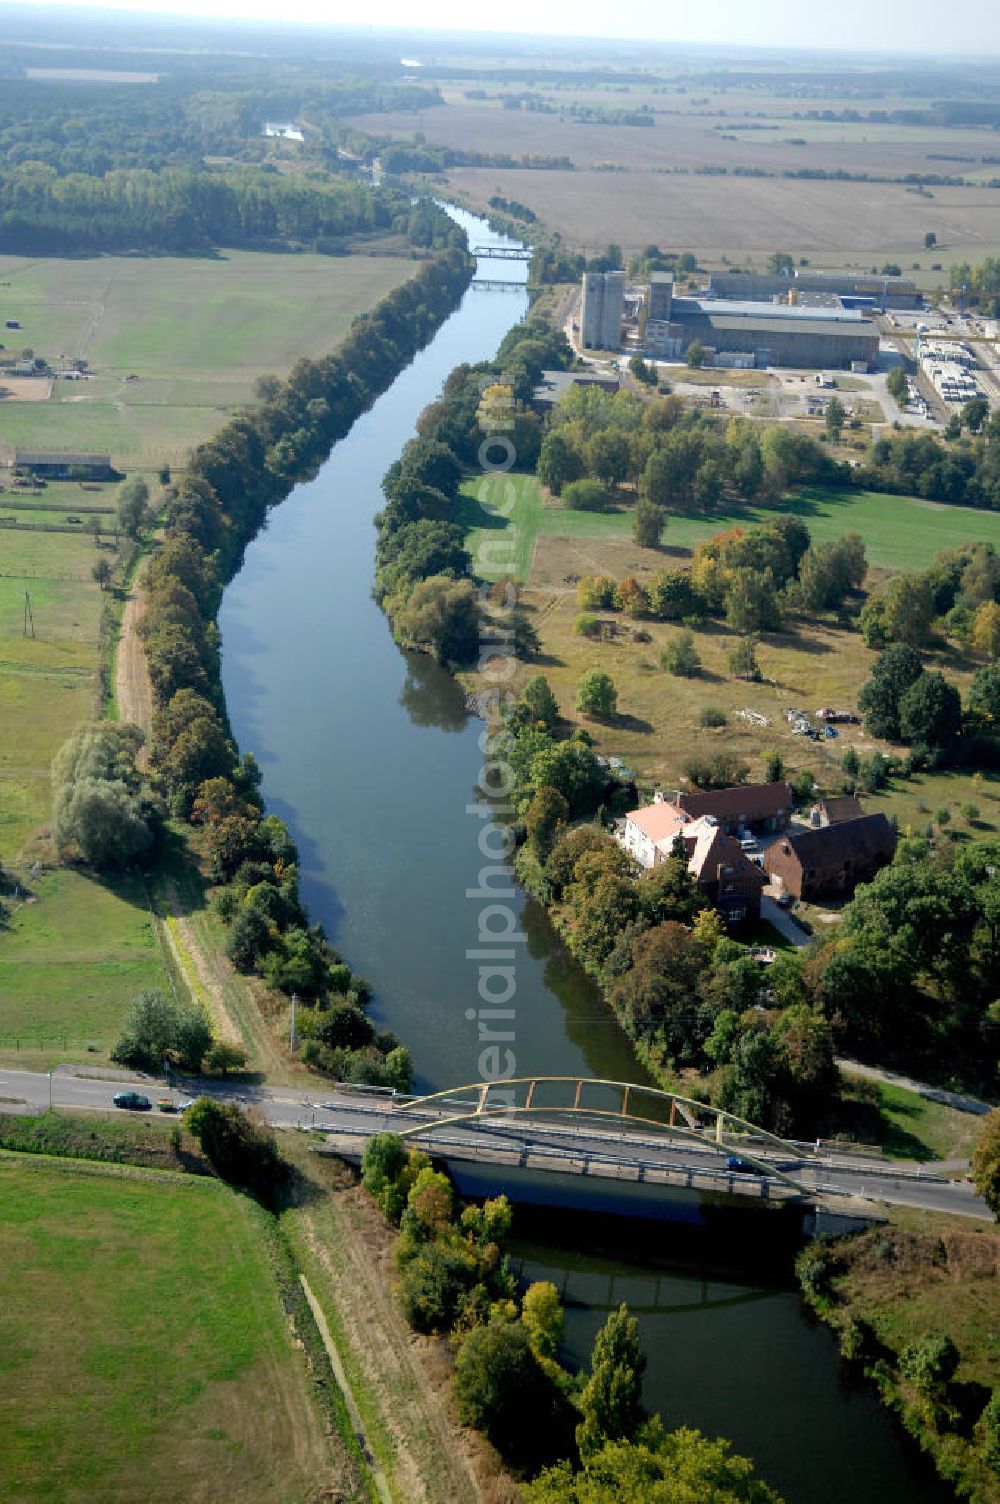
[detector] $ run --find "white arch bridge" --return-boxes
[392,1075,813,1202]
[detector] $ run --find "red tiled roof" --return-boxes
[677,781,793,821]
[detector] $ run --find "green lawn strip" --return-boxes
[462,473,1000,580]
[0,1153,337,1504]
[0,868,173,1063]
[837,1075,984,1162]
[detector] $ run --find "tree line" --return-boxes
[373,316,572,663]
[0,164,465,256]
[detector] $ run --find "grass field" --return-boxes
[463,474,1000,580]
[839,1078,986,1162]
[0,250,416,470]
[0,513,111,853]
[0,868,175,1063]
[0,1154,336,1504]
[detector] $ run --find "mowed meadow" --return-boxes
[463,474,1000,580]
[0,1155,337,1504]
[0,249,417,471]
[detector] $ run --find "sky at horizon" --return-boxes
[5,0,1000,59]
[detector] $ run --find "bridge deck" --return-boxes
[319,1130,805,1204]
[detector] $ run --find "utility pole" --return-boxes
[289,993,299,1053]
[23,591,34,639]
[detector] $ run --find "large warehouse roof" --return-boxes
[705,312,878,338]
[695,299,870,326]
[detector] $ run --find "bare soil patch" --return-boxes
[442,168,1000,258]
[0,377,53,402]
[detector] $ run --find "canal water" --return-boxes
[219,208,953,1503]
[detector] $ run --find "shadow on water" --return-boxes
[261,791,348,935]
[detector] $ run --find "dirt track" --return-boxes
[116,577,154,744]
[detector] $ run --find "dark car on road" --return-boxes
[113,1091,151,1110]
[726,1156,765,1175]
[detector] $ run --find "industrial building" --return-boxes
[644,294,879,370]
[707,269,920,310]
[581,270,625,350]
[580,263,881,369]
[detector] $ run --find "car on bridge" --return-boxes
[726,1156,765,1175]
[112,1091,151,1111]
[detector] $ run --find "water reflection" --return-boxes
[398,648,470,732]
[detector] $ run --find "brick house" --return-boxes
[675,781,795,837]
[763,814,897,901]
[682,819,764,924]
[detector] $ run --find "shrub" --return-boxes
[632,498,665,549]
[698,705,728,728]
[574,613,602,638]
[682,752,749,789]
[183,1098,286,1202]
[562,479,608,512]
[979,1391,1000,1474]
[661,631,701,677]
[453,1321,566,1470]
[899,1333,960,1397]
[397,1241,474,1333]
[204,1040,248,1076]
[576,575,617,610]
[728,635,761,682]
[112,990,213,1073]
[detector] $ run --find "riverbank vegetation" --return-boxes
[798,1209,1000,1504]
[374,313,571,661]
[360,1132,783,1499]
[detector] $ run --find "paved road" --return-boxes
[760,895,809,948]
[0,1066,990,1220]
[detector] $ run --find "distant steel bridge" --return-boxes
[471,244,533,260]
